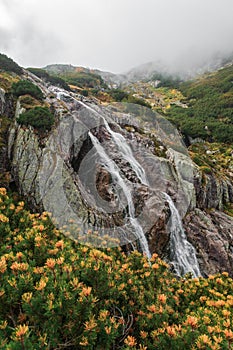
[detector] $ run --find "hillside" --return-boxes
[43,60,233,144]
[0,53,233,349]
[0,188,233,349]
[166,64,233,143]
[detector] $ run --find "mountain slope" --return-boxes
[165,63,233,143]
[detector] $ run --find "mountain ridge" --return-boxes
[43,53,233,86]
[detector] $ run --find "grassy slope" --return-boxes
[165,64,233,143]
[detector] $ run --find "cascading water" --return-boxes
[88,132,151,258]
[163,192,201,277]
[50,87,202,274]
[78,101,148,185]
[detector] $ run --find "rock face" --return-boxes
[0,88,14,187]
[184,209,233,277]
[1,74,233,276]
[194,170,233,210]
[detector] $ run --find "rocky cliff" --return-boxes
[0,69,233,277]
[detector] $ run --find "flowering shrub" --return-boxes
[0,188,233,349]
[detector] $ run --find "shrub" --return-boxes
[109,89,129,102]
[28,68,71,91]
[0,53,23,75]
[12,80,44,100]
[0,188,233,349]
[18,106,55,131]
[165,64,233,144]
[80,89,89,97]
[19,95,42,109]
[201,166,212,174]
[62,72,107,89]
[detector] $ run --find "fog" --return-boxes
[0,0,233,73]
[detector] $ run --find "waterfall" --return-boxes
[101,119,148,185]
[78,102,147,184]
[50,88,201,275]
[88,131,151,258]
[163,192,201,277]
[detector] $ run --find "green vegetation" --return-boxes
[0,53,23,75]
[0,188,233,349]
[108,89,151,108]
[60,71,107,90]
[12,80,44,101]
[108,89,128,102]
[166,64,233,143]
[19,95,42,110]
[0,72,19,92]
[223,203,233,217]
[189,142,233,176]
[27,68,71,91]
[80,89,89,97]
[18,106,55,132]
[150,72,182,88]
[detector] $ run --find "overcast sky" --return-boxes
[0,0,233,73]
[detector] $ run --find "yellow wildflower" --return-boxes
[0,214,9,223]
[105,326,112,334]
[224,329,233,340]
[203,316,211,325]
[139,345,147,350]
[140,331,148,339]
[9,203,15,210]
[15,324,29,338]
[80,286,92,297]
[196,334,212,348]
[185,316,199,329]
[79,337,88,346]
[147,304,157,313]
[213,335,223,344]
[222,309,231,317]
[45,258,56,269]
[55,240,64,249]
[0,188,7,196]
[99,310,109,321]
[124,335,137,347]
[158,294,167,304]
[166,325,176,337]
[22,292,33,304]
[223,319,231,328]
[10,262,29,272]
[152,263,159,270]
[33,267,44,274]
[35,277,48,291]
[56,257,64,265]
[84,317,97,331]
[0,321,7,330]
[0,257,7,274]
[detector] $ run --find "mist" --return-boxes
[0,0,233,74]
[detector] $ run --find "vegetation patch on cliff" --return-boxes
[27,68,71,91]
[17,106,55,132]
[189,142,233,176]
[12,80,44,101]
[0,53,23,75]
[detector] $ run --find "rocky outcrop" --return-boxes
[1,74,233,276]
[194,170,233,210]
[184,209,233,277]
[0,88,15,187]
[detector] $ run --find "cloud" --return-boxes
[0,0,233,73]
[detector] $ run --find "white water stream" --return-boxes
[50,87,201,275]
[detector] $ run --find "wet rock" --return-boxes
[184,209,233,277]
